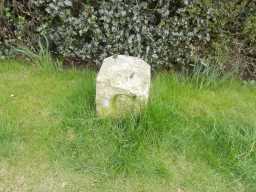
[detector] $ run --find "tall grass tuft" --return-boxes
[15,35,62,71]
[187,57,236,90]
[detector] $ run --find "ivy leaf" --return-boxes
[64,0,72,7]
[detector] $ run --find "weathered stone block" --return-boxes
[96,55,151,117]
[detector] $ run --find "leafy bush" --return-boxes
[0,0,256,77]
[244,15,256,45]
[0,0,218,70]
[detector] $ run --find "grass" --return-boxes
[0,59,256,191]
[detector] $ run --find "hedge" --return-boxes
[0,0,256,77]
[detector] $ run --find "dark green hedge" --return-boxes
[0,0,256,77]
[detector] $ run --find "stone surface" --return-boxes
[96,55,151,117]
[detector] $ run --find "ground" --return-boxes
[0,60,256,192]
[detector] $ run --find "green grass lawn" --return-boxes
[0,60,256,191]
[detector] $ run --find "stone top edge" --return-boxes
[103,55,150,67]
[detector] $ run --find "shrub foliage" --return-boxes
[0,0,256,77]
